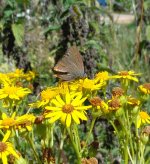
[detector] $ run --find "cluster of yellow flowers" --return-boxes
[30,70,150,128]
[0,69,150,163]
[0,69,36,163]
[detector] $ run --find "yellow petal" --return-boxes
[71,94,82,105]
[137,119,141,128]
[73,111,87,121]
[66,92,71,104]
[2,153,7,164]
[78,97,87,105]
[66,114,71,127]
[51,99,62,107]
[45,106,61,111]
[2,130,11,142]
[72,111,80,124]
[75,105,92,110]
[48,114,62,123]
[45,111,62,118]
[2,113,8,119]
[56,95,65,105]
[61,113,67,124]
[8,147,20,159]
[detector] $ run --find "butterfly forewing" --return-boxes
[67,46,84,73]
[53,46,85,81]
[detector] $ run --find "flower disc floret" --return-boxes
[0,142,7,152]
[108,98,121,111]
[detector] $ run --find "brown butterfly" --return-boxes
[53,46,86,81]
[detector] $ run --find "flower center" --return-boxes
[112,87,124,97]
[62,104,74,114]
[109,99,120,109]
[0,142,7,152]
[143,83,150,90]
[119,71,129,76]
[89,97,102,106]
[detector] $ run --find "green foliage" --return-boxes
[12,23,24,46]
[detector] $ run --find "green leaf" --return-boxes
[12,23,24,46]
[146,25,150,41]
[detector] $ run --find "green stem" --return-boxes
[126,108,135,161]
[74,123,81,152]
[57,128,66,164]
[26,134,42,164]
[81,118,96,154]
[67,127,81,164]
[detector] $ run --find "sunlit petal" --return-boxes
[66,92,71,104]
[48,114,62,123]
[45,106,61,111]
[66,114,71,127]
[73,110,87,120]
[72,111,80,124]
[51,99,62,107]
[56,95,65,105]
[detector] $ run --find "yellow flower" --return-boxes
[0,113,35,131]
[0,132,20,164]
[15,114,35,131]
[127,96,140,106]
[89,97,109,114]
[138,83,150,94]
[137,111,150,128]
[112,87,124,98]
[108,98,121,111]
[112,70,140,82]
[58,81,80,94]
[7,69,24,80]
[79,78,104,91]
[44,92,91,127]
[95,71,109,81]
[57,82,70,94]
[0,73,13,85]
[30,87,59,108]
[0,85,31,101]
[0,113,16,129]
[24,71,36,81]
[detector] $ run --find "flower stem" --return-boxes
[81,118,96,154]
[57,127,66,164]
[67,127,81,164]
[26,134,42,164]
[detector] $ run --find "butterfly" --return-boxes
[53,45,86,81]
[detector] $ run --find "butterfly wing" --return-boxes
[53,46,85,81]
[67,46,84,75]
